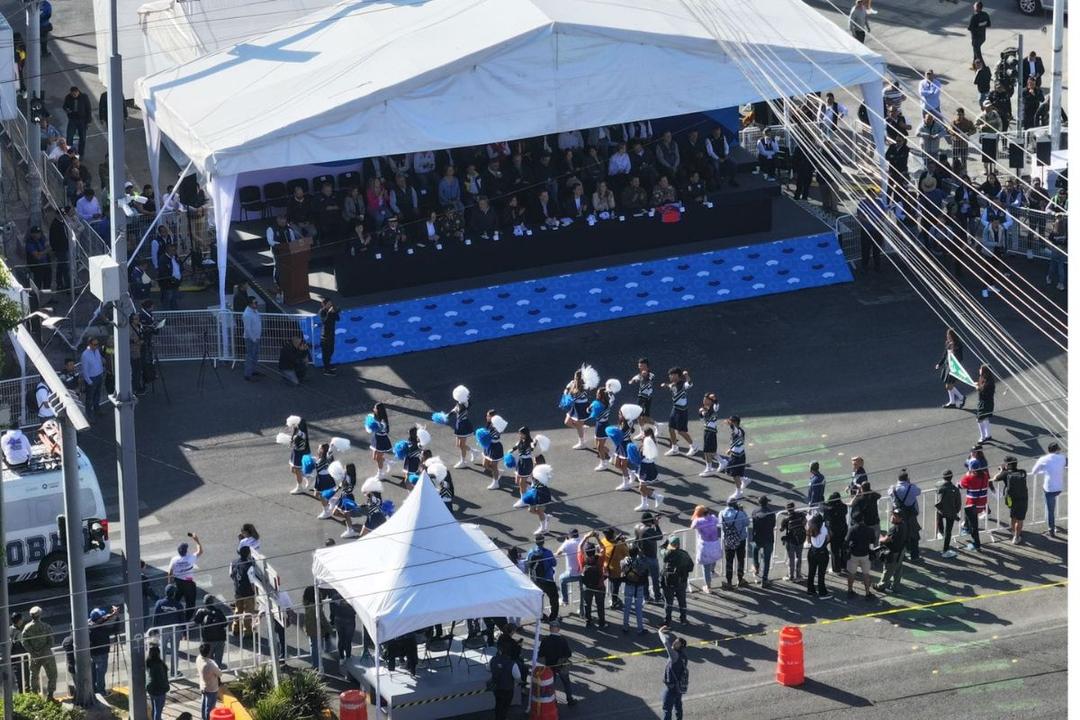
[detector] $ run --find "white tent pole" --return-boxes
[126,161,192,265]
[314,582,324,675]
[142,114,163,206]
[859,78,888,193]
[527,620,541,711]
[374,629,382,717]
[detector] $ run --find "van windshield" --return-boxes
[3,488,97,534]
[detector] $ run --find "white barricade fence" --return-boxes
[148,310,316,365]
[0,373,42,427]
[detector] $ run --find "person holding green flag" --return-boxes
[935,328,975,408]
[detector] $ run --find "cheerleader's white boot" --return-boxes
[453,459,467,469]
[698,465,714,477]
[317,507,333,519]
[651,492,665,507]
[615,478,633,491]
[468,449,477,463]
[290,484,305,495]
[633,499,649,511]
[594,459,608,472]
[513,498,528,508]
[487,478,500,490]
[571,440,586,450]
[664,446,681,457]
[341,527,359,539]
[685,444,699,456]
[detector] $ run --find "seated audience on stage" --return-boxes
[531,189,561,229]
[592,181,616,215]
[620,176,648,213]
[650,175,677,207]
[565,183,590,219]
[469,196,499,238]
[286,185,317,240]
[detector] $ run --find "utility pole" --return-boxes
[105,0,148,716]
[61,418,94,705]
[1048,0,1064,150]
[25,0,42,227]
[0,462,11,720]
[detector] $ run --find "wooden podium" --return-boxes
[273,237,312,305]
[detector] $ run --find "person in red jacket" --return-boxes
[959,451,990,552]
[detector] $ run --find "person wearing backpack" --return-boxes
[660,536,694,625]
[823,492,849,574]
[992,456,1029,545]
[890,470,922,562]
[619,546,650,634]
[191,596,229,669]
[805,512,831,598]
[720,498,750,590]
[230,545,256,636]
[658,625,688,720]
[581,545,607,629]
[488,635,522,720]
[874,511,909,594]
[750,495,776,587]
[780,502,806,582]
[934,469,962,558]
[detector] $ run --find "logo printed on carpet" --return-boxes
[309,232,852,364]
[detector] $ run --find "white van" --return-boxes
[3,444,111,586]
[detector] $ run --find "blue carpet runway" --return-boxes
[310,232,853,365]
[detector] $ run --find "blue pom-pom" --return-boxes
[364,414,379,434]
[475,428,493,450]
[605,426,622,445]
[503,452,516,469]
[321,488,337,501]
[381,500,395,517]
[340,497,358,512]
[431,411,449,425]
[588,400,604,421]
[393,440,409,460]
[558,393,573,410]
[627,442,642,467]
[406,473,420,486]
[522,488,539,506]
[301,454,315,474]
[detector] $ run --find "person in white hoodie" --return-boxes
[1030,442,1066,538]
[242,296,262,382]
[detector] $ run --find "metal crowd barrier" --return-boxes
[150,310,316,365]
[0,373,42,427]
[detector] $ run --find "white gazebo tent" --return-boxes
[311,476,543,710]
[135,0,888,309]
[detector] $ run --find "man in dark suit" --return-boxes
[1021,51,1045,88]
[530,189,560,229]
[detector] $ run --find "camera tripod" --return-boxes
[197,328,223,391]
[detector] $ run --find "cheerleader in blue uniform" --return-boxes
[634,427,666,511]
[423,457,455,512]
[722,415,747,497]
[591,388,613,472]
[401,427,422,478]
[661,367,697,456]
[614,404,642,491]
[285,415,310,495]
[331,463,361,538]
[520,464,554,534]
[359,475,387,537]
[563,365,599,449]
[510,426,536,502]
[369,402,392,478]
[698,393,720,477]
[312,444,334,512]
[482,411,509,490]
[317,460,347,519]
[628,358,656,438]
[444,385,474,469]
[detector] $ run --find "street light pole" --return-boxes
[105,0,147,716]
[25,0,41,227]
[1048,0,1064,150]
[0,463,11,720]
[61,416,94,706]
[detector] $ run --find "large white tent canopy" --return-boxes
[133,0,887,307]
[311,476,543,643]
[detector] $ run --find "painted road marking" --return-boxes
[743,416,807,430]
[778,458,843,475]
[579,580,1067,665]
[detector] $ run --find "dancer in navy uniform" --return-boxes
[333,464,362,539]
[445,385,475,468]
[934,328,967,409]
[359,475,387,537]
[369,402,392,479]
[509,426,536,503]
[317,460,347,520]
[400,426,432,482]
[634,426,665,510]
[564,365,599,449]
[482,411,509,490]
[628,358,656,438]
[614,404,642,491]
[975,365,996,446]
[698,393,720,477]
[722,416,747,497]
[661,367,696,456]
[313,443,336,516]
[285,415,310,495]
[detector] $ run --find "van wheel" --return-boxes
[1017,0,1042,15]
[38,553,68,588]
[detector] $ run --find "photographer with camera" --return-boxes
[88,605,122,695]
[874,511,909,594]
[167,533,204,622]
[993,456,1028,545]
[278,334,312,386]
[890,470,922,562]
[658,625,689,720]
[720,497,750,590]
[660,536,694,625]
[845,519,877,600]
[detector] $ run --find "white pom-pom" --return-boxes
[580,364,600,390]
[275,432,291,445]
[361,476,384,495]
[643,436,658,461]
[605,378,622,395]
[620,403,643,422]
[532,464,553,485]
[285,415,301,428]
[424,455,443,469]
[329,461,346,482]
[329,437,351,454]
[534,434,551,453]
[428,462,448,482]
[452,385,470,404]
[491,415,508,433]
[417,426,432,447]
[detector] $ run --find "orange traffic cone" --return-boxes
[529,665,559,720]
[776,625,805,686]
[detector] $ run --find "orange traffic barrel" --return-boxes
[776,625,805,686]
[209,709,235,720]
[340,689,368,720]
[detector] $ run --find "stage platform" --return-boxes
[345,639,502,720]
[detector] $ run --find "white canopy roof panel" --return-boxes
[136,0,886,179]
[311,476,542,643]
